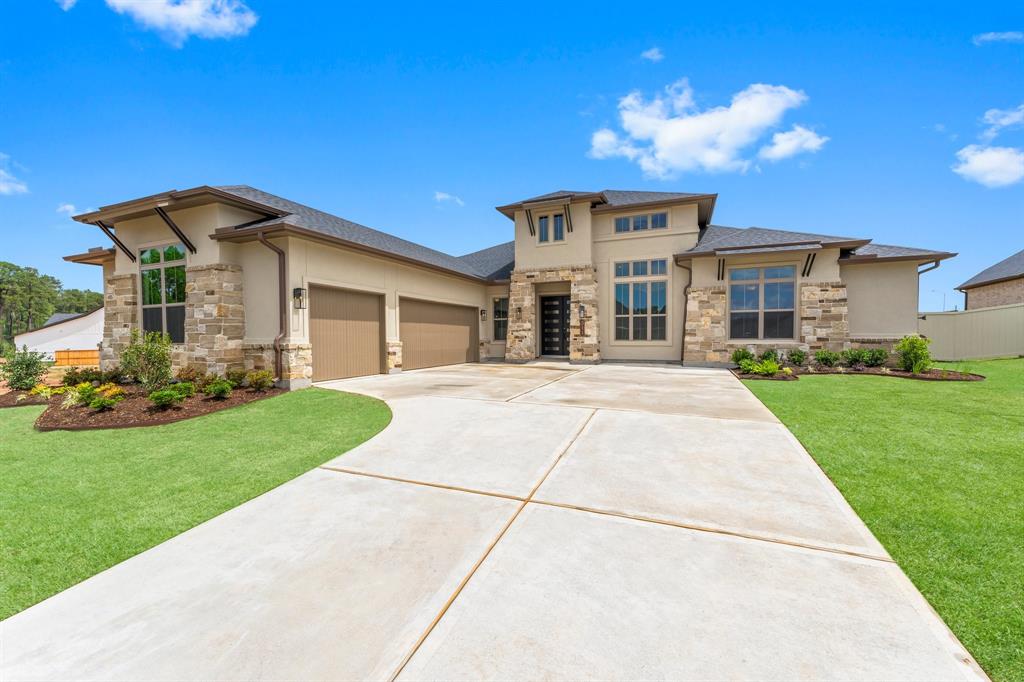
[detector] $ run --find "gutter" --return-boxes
[256,231,287,381]
[675,261,693,364]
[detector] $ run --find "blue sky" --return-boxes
[2,1,1022,311]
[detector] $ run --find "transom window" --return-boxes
[493,297,509,340]
[614,211,668,233]
[140,243,186,343]
[537,213,565,243]
[613,259,668,341]
[728,265,796,340]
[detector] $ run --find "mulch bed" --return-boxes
[0,390,49,408]
[732,366,985,382]
[28,385,285,431]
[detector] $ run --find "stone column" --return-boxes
[386,340,403,373]
[504,273,536,362]
[100,273,138,371]
[569,266,600,363]
[184,264,245,375]
[280,343,313,389]
[800,282,849,351]
[683,286,727,364]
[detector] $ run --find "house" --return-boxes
[64,185,954,387]
[956,248,1024,310]
[13,308,104,361]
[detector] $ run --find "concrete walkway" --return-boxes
[1,363,986,681]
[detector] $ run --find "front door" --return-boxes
[541,295,570,356]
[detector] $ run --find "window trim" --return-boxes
[493,297,509,341]
[535,212,566,244]
[139,241,187,344]
[611,258,671,345]
[726,263,798,341]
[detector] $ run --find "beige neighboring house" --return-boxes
[13,308,104,361]
[956,248,1024,310]
[63,185,954,388]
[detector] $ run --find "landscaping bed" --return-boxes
[732,366,984,382]
[34,385,284,431]
[0,390,48,408]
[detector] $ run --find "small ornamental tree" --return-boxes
[0,346,48,390]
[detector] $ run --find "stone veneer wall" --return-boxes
[966,278,1024,310]
[242,342,312,388]
[386,340,403,373]
[183,264,245,375]
[505,266,600,363]
[683,281,851,364]
[100,273,138,371]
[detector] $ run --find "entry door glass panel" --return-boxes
[541,295,570,356]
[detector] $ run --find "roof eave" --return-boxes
[63,247,116,266]
[589,193,717,215]
[956,271,1022,291]
[495,192,604,219]
[73,186,287,225]
[840,251,958,266]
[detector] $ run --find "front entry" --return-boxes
[540,295,570,356]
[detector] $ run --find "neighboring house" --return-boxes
[64,185,953,387]
[12,308,104,360]
[956,248,1024,310]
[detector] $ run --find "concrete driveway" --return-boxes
[2,363,985,681]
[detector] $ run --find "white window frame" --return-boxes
[726,264,798,341]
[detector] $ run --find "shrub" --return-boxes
[204,378,233,400]
[841,348,869,368]
[226,369,248,388]
[172,381,195,398]
[786,349,807,366]
[246,370,275,392]
[61,382,99,409]
[148,388,184,410]
[895,335,932,374]
[758,348,778,363]
[100,385,126,400]
[175,366,203,384]
[751,359,781,376]
[62,366,121,386]
[120,330,172,389]
[864,348,889,367]
[738,358,756,374]
[89,388,125,411]
[814,349,840,367]
[0,346,48,390]
[731,348,755,365]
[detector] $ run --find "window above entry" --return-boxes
[537,213,566,244]
[614,211,669,234]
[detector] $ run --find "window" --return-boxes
[493,297,509,340]
[140,243,187,343]
[728,265,796,340]
[553,214,564,241]
[538,216,549,242]
[613,258,669,341]
[613,211,669,233]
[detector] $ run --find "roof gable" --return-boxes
[958,248,1024,290]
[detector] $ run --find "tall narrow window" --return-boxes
[493,297,509,341]
[538,216,549,242]
[553,214,565,241]
[613,258,670,342]
[728,266,795,340]
[140,243,186,343]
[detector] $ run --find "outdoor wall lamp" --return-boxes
[480,308,487,321]
[292,287,308,310]
[578,303,586,319]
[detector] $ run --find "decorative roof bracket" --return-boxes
[154,206,197,254]
[95,220,136,263]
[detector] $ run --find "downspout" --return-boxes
[256,232,286,381]
[675,260,693,364]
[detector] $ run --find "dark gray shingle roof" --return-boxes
[601,190,707,207]
[215,185,510,281]
[958,248,1024,289]
[847,243,954,260]
[685,225,865,255]
[43,312,83,327]
[458,241,515,281]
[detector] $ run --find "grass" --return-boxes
[743,358,1023,681]
[0,388,391,621]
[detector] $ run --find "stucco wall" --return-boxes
[513,201,593,271]
[842,260,920,337]
[965,278,1024,310]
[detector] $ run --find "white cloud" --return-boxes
[434,191,464,207]
[0,153,28,195]
[589,78,823,177]
[55,0,78,10]
[104,0,258,46]
[758,125,829,161]
[952,145,1024,187]
[57,203,77,216]
[981,103,1024,140]
[640,47,664,62]
[972,31,1024,46]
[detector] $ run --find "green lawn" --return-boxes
[744,358,1023,681]
[0,388,391,621]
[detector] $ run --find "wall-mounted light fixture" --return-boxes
[292,287,308,310]
[578,303,586,319]
[480,308,487,321]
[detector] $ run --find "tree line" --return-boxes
[1,261,103,352]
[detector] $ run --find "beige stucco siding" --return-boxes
[690,247,842,288]
[843,261,920,337]
[513,202,593,271]
[284,237,488,348]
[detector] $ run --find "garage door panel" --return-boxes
[310,286,383,381]
[400,299,479,371]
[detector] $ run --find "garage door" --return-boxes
[400,298,479,370]
[310,285,383,381]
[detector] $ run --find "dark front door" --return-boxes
[541,295,570,356]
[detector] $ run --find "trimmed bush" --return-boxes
[225,369,248,388]
[751,359,781,376]
[841,348,869,368]
[246,370,274,392]
[204,378,233,400]
[786,349,807,366]
[148,388,184,410]
[864,348,889,367]
[814,349,840,367]
[1,346,48,391]
[758,348,778,363]
[895,335,932,374]
[731,348,755,365]
[171,381,195,399]
[738,358,756,373]
[120,330,172,389]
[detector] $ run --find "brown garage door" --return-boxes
[400,298,479,370]
[310,285,383,381]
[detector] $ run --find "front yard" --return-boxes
[744,358,1023,681]
[0,388,391,620]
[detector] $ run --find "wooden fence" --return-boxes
[918,303,1024,361]
[53,349,101,367]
